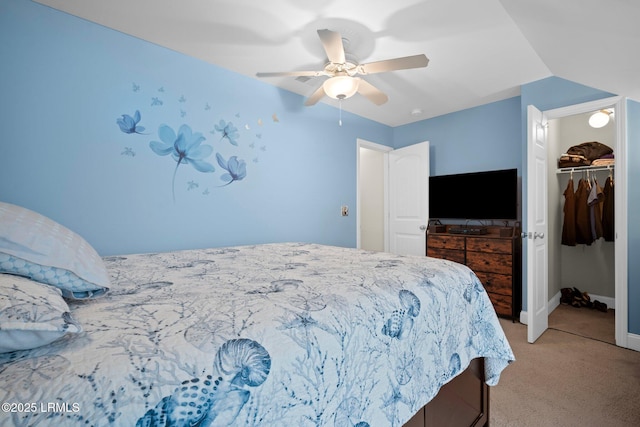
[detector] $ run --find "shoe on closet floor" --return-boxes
[594,300,608,312]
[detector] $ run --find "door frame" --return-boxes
[526,96,628,348]
[356,139,392,251]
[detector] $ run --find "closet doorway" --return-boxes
[357,140,390,252]
[527,96,628,348]
[548,111,616,343]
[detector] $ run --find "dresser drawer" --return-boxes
[474,271,512,296]
[425,225,521,320]
[427,234,465,250]
[427,247,465,264]
[486,292,512,317]
[466,238,512,254]
[466,252,512,275]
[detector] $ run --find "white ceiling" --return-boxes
[35,0,640,127]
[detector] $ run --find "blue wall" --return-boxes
[393,97,522,176]
[0,0,392,255]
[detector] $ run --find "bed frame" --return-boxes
[404,358,489,427]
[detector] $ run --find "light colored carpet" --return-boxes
[549,303,615,344]
[490,313,640,426]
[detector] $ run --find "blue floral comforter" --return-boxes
[0,243,514,426]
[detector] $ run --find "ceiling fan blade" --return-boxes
[256,70,326,78]
[358,54,429,75]
[304,85,326,106]
[356,79,388,105]
[317,29,345,64]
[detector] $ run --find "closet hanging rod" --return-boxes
[556,165,614,174]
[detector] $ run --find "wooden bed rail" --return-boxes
[404,358,489,427]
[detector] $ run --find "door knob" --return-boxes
[534,232,545,239]
[419,225,427,231]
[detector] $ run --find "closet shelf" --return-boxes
[556,164,614,174]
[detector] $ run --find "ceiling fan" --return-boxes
[256,29,429,106]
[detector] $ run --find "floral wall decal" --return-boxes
[115,81,280,202]
[149,124,215,202]
[121,147,136,157]
[216,153,247,186]
[117,110,146,134]
[214,120,240,146]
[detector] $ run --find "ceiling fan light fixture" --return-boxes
[323,76,360,100]
[588,109,613,128]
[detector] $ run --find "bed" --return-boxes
[0,202,515,427]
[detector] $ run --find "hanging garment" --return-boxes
[602,176,615,241]
[575,178,593,245]
[587,177,604,240]
[561,178,577,246]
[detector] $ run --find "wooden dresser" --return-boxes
[426,224,521,319]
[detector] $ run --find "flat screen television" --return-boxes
[429,168,518,220]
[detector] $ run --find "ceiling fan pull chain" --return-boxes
[339,99,343,126]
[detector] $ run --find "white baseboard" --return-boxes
[627,333,640,352]
[519,311,527,325]
[549,290,561,313]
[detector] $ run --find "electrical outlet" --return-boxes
[341,205,349,216]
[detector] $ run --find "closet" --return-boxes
[547,111,616,334]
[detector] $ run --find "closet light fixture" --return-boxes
[588,109,614,128]
[323,76,360,100]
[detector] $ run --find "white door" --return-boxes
[389,142,430,256]
[527,105,549,343]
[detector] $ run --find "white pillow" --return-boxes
[0,274,82,353]
[0,202,110,299]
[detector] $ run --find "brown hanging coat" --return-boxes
[602,176,615,242]
[561,178,576,246]
[574,178,593,245]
